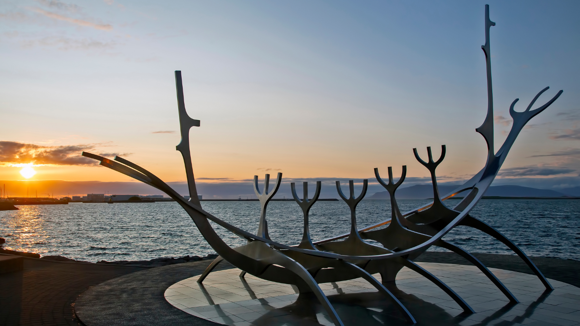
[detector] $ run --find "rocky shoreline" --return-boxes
[0,238,218,267]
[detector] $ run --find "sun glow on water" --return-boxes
[20,165,36,179]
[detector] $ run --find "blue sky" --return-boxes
[1,0,579,196]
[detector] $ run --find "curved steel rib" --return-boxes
[269,255,344,326]
[459,216,553,290]
[337,260,416,324]
[197,256,224,283]
[437,240,519,302]
[402,260,475,314]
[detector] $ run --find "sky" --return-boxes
[1,0,579,198]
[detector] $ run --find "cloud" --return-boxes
[21,36,115,51]
[28,7,112,31]
[99,152,131,158]
[556,110,580,121]
[184,176,438,186]
[550,126,580,140]
[196,177,244,181]
[257,167,282,172]
[499,166,575,178]
[530,148,580,158]
[0,141,127,166]
[0,12,30,22]
[494,115,511,127]
[34,0,80,13]
[152,130,175,134]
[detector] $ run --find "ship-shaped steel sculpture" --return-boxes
[83,6,562,325]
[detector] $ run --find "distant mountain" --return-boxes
[484,185,566,198]
[557,186,580,197]
[367,184,569,200]
[367,185,458,200]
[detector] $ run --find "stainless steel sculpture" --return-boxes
[83,5,562,326]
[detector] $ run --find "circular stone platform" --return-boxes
[165,263,580,326]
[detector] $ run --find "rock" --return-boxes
[0,202,18,211]
[96,253,219,267]
[0,237,5,244]
[0,248,41,258]
[40,255,76,262]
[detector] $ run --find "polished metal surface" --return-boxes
[82,5,563,325]
[165,264,580,326]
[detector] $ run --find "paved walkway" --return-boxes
[1,253,578,325]
[75,253,580,326]
[75,259,229,326]
[0,256,147,326]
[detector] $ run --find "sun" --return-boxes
[20,165,36,179]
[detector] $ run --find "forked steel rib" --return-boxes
[291,181,322,249]
[254,173,283,239]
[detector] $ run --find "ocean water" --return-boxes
[0,199,579,262]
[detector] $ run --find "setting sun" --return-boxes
[20,165,36,179]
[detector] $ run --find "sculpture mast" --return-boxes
[175,71,202,206]
[476,4,496,164]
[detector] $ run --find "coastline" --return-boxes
[0,247,219,267]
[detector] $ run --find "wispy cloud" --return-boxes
[34,0,80,13]
[257,167,282,172]
[0,141,128,166]
[196,177,243,181]
[0,12,30,22]
[494,115,511,127]
[21,36,115,51]
[499,166,575,178]
[151,130,175,134]
[556,110,580,121]
[530,148,580,158]
[550,126,580,140]
[28,7,112,31]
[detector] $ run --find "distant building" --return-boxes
[72,196,82,201]
[87,194,105,202]
[110,195,139,202]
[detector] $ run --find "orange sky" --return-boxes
[1,1,579,192]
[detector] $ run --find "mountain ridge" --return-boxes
[367,184,577,200]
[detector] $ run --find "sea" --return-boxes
[0,199,579,262]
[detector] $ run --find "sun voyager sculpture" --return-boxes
[84,6,562,326]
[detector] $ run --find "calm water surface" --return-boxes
[0,199,579,262]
